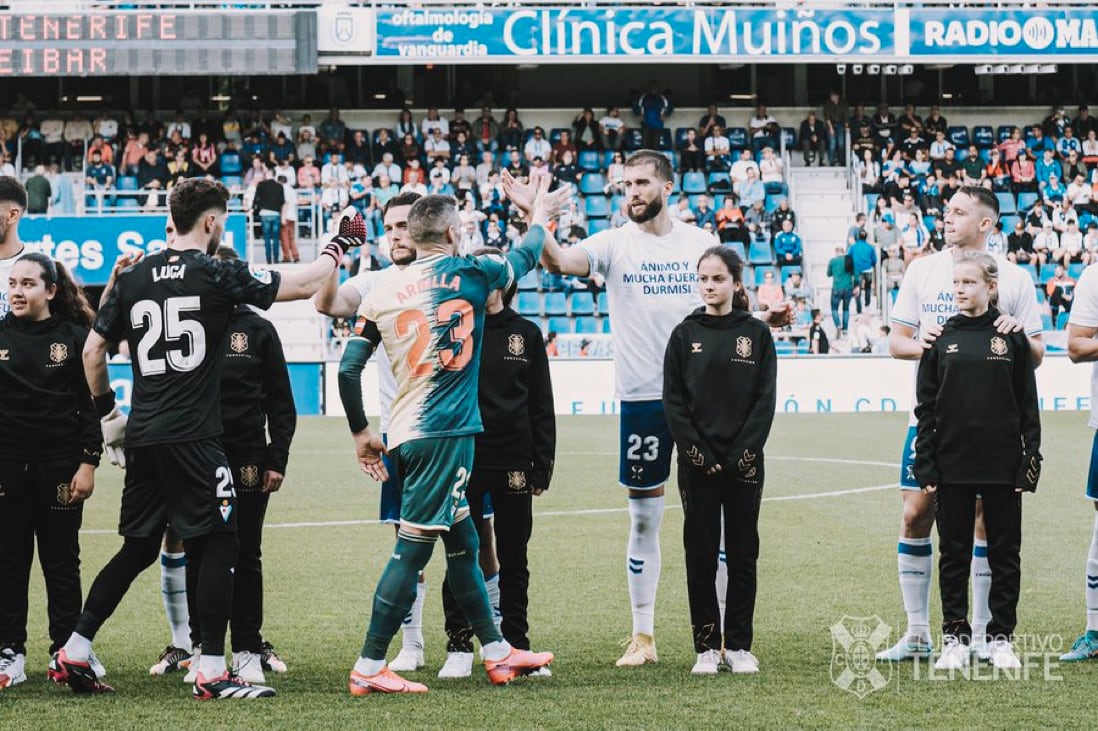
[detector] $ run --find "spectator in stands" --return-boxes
[705,126,733,172]
[320,177,349,224]
[452,154,478,197]
[698,104,726,140]
[270,110,293,142]
[759,147,784,192]
[822,89,850,166]
[928,130,954,163]
[24,165,49,214]
[899,127,928,162]
[424,127,452,165]
[693,194,716,230]
[882,244,905,291]
[1060,219,1086,266]
[1047,264,1075,326]
[420,107,449,139]
[85,135,113,167]
[784,270,813,303]
[375,173,398,207]
[900,211,929,262]
[345,130,371,168]
[670,195,697,224]
[499,108,524,152]
[1069,172,1095,214]
[167,149,192,187]
[1007,219,1035,266]
[552,130,577,166]
[85,149,116,210]
[166,111,191,142]
[715,195,747,244]
[1058,127,1082,160]
[428,160,452,192]
[254,174,285,264]
[221,109,243,149]
[744,198,767,235]
[847,212,868,246]
[934,146,961,184]
[138,110,164,146]
[1010,150,1037,192]
[1024,198,1049,234]
[773,219,803,266]
[399,132,421,166]
[635,82,673,149]
[136,149,168,209]
[484,219,507,249]
[679,128,705,173]
[449,108,471,143]
[17,114,44,168]
[1033,220,1058,270]
[451,130,475,162]
[553,150,580,189]
[728,148,758,185]
[857,148,882,193]
[504,149,529,181]
[986,220,1008,256]
[985,149,1011,191]
[808,309,830,354]
[39,113,66,169]
[851,122,879,162]
[898,104,923,137]
[296,128,317,162]
[908,148,932,181]
[191,109,218,144]
[1051,194,1078,233]
[524,127,551,164]
[245,156,269,188]
[849,103,870,131]
[872,103,897,157]
[923,105,948,136]
[873,211,899,249]
[1084,222,1098,261]
[0,151,14,178]
[373,128,399,164]
[735,168,765,211]
[572,107,602,151]
[269,133,294,165]
[960,146,986,188]
[395,108,418,143]
[1063,150,1087,184]
[1074,105,1098,139]
[474,151,495,187]
[93,111,118,143]
[1027,125,1054,157]
[749,104,780,154]
[799,111,827,166]
[469,107,499,154]
[165,128,190,161]
[1043,174,1067,206]
[1036,148,1060,191]
[274,157,295,188]
[928,217,947,252]
[998,127,1025,163]
[848,228,877,313]
[770,198,796,235]
[297,154,321,190]
[882,150,907,185]
[756,270,784,312]
[825,245,855,337]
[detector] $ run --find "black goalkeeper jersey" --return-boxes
[94,248,281,447]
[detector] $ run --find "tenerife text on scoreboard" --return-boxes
[0,10,317,76]
[368,6,1098,62]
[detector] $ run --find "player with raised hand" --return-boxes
[879,186,1043,665]
[337,179,567,695]
[0,254,102,691]
[50,178,363,699]
[503,151,789,667]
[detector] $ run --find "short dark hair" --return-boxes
[471,246,517,305]
[623,150,673,183]
[214,245,239,261]
[957,185,999,217]
[384,191,421,214]
[0,176,28,210]
[408,195,459,245]
[169,178,230,235]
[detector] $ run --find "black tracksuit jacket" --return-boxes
[913,308,1041,491]
[662,307,777,474]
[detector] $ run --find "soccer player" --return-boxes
[50,178,364,699]
[315,192,433,672]
[879,186,1043,663]
[151,245,298,683]
[0,255,101,690]
[914,252,1039,670]
[504,150,774,666]
[663,246,776,676]
[1061,262,1098,661]
[337,186,565,694]
[0,177,28,317]
[438,250,556,678]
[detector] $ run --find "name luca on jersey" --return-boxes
[152,264,186,282]
[396,273,461,303]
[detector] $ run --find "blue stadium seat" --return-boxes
[622,129,644,151]
[579,174,605,196]
[780,265,802,283]
[1035,286,1047,303]
[995,192,1016,214]
[585,195,610,219]
[1057,311,1071,330]
[774,340,794,356]
[687,194,704,210]
[657,129,673,151]
[1022,263,1038,284]
[725,241,746,262]
[682,172,707,194]
[549,128,567,145]
[781,128,797,150]
[220,152,243,175]
[1040,311,1053,331]
[517,291,541,316]
[973,126,994,148]
[517,269,539,291]
[610,194,625,212]
[578,150,601,172]
[671,173,681,194]
[749,241,774,265]
[948,126,970,148]
[765,194,787,214]
[574,316,599,334]
[548,317,573,334]
[588,219,611,235]
[1016,192,1039,212]
[372,128,393,146]
[727,128,748,149]
[117,176,138,191]
[707,172,732,193]
[675,127,692,149]
[544,291,568,316]
[997,125,1014,143]
[570,291,596,315]
[999,214,1020,231]
[603,151,617,170]
[114,198,140,210]
[1069,262,1087,279]
[864,193,880,212]
[222,175,243,189]
[602,317,612,334]
[597,292,610,316]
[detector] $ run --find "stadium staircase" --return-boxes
[788,167,855,320]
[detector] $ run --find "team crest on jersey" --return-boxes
[0,349,8,360]
[990,337,1008,356]
[508,334,525,356]
[240,464,260,489]
[507,471,527,491]
[56,483,72,506]
[49,342,68,363]
[230,332,249,353]
[691,342,703,354]
[735,336,752,359]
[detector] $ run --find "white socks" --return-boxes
[897,537,932,638]
[62,633,93,663]
[401,581,426,651]
[354,656,385,677]
[480,640,512,662]
[627,495,664,637]
[971,539,992,639]
[1087,514,1098,633]
[484,573,502,633]
[716,517,728,626]
[160,551,191,650]
[197,653,227,678]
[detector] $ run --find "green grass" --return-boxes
[3,412,1098,729]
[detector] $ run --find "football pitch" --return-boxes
[3,412,1098,729]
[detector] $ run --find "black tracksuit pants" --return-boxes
[936,485,1022,641]
[678,463,764,653]
[0,459,84,656]
[442,469,534,651]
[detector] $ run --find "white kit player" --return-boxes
[880,186,1043,663]
[0,177,28,317]
[505,150,789,667]
[1061,267,1098,662]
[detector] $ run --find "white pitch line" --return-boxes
[77,482,896,535]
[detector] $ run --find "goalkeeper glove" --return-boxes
[323,207,367,263]
[101,406,128,468]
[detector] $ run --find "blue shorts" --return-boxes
[900,425,920,490]
[379,433,493,521]
[1086,431,1098,501]
[619,400,673,490]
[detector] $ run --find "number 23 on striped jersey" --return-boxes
[395,298,474,377]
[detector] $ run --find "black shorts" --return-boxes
[120,439,236,540]
[224,448,266,497]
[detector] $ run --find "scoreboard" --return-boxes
[0,11,317,76]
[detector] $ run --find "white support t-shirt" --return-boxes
[580,218,717,401]
[891,248,1043,424]
[0,248,26,317]
[1068,264,1098,429]
[347,270,396,432]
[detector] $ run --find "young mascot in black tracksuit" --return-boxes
[0,253,102,689]
[439,248,556,678]
[151,246,297,684]
[663,246,776,676]
[915,251,1040,671]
